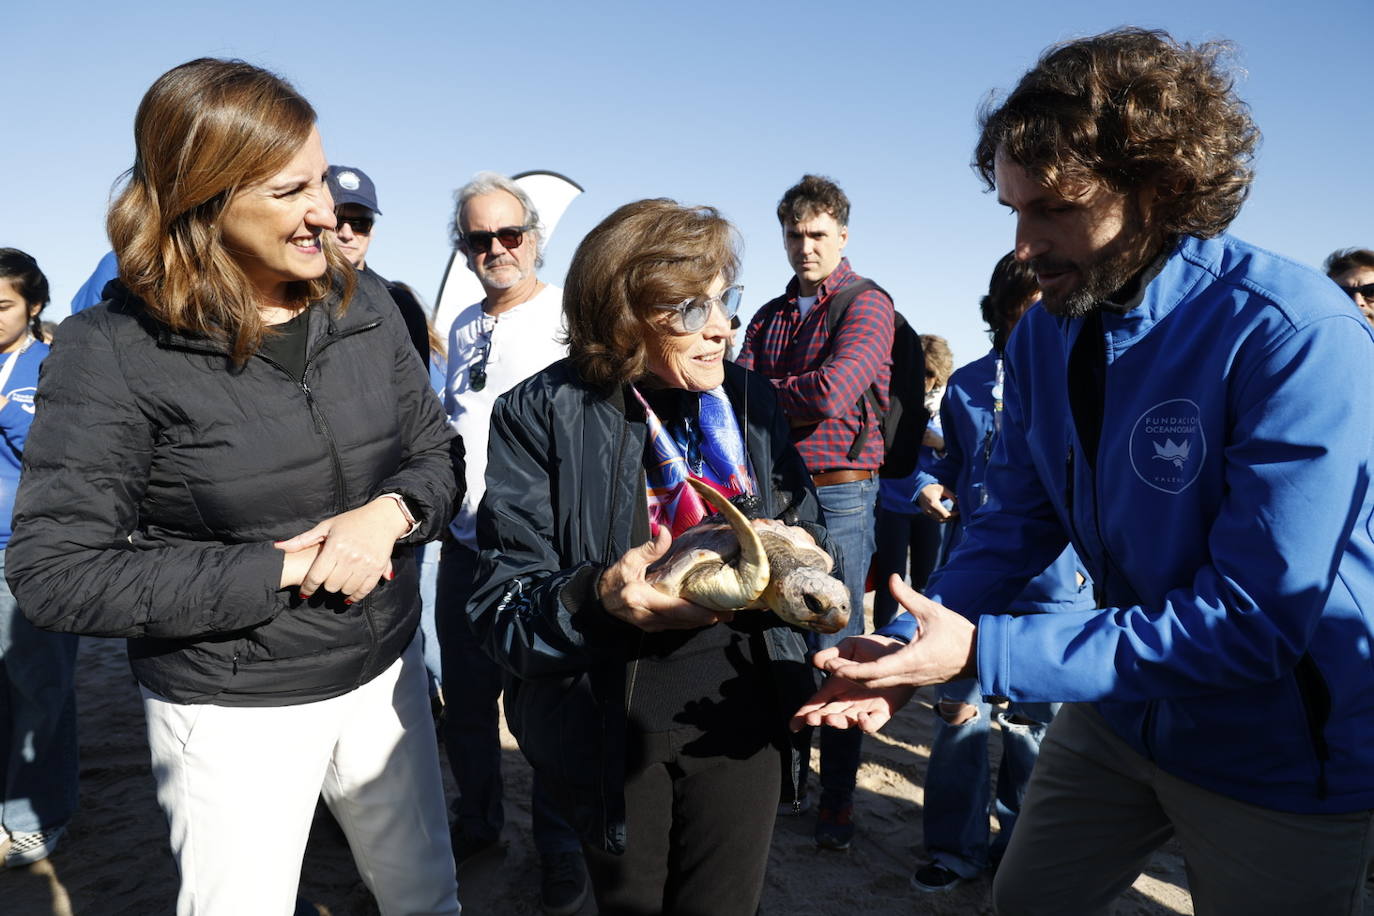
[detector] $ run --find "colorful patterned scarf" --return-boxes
[632,385,755,537]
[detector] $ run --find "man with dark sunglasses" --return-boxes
[438,172,587,916]
[1325,247,1374,328]
[325,165,430,363]
[736,173,896,853]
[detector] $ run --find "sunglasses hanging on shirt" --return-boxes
[469,342,491,392]
[469,317,497,392]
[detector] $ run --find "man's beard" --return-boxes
[1034,201,1155,319]
[476,259,528,291]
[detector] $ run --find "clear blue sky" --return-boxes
[6,1,1369,367]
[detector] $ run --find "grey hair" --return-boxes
[451,171,544,268]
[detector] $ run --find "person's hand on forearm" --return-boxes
[275,497,410,602]
[278,542,322,589]
[597,526,730,632]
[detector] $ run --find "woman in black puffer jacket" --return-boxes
[6,59,461,915]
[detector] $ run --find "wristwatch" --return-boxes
[377,492,420,537]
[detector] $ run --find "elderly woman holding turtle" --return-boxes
[468,198,835,915]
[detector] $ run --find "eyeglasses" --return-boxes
[335,214,374,235]
[1338,282,1374,301]
[460,225,532,255]
[653,285,744,333]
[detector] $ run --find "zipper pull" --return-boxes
[1064,444,1075,513]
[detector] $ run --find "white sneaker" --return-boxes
[5,824,67,867]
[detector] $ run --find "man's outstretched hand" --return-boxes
[790,576,979,735]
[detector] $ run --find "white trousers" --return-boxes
[142,635,460,916]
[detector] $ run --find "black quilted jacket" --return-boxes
[7,273,460,706]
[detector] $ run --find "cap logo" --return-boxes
[338,171,362,191]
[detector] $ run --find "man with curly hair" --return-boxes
[795,28,1374,914]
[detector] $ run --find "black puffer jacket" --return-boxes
[7,273,460,706]
[469,358,822,853]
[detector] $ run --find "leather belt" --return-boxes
[810,469,877,488]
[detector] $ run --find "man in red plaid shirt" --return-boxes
[737,174,895,851]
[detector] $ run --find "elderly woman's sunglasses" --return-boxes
[460,225,533,255]
[653,285,744,334]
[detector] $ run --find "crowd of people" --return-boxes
[2,23,1373,916]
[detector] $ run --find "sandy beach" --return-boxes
[0,631,1233,916]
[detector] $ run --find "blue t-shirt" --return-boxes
[0,339,51,546]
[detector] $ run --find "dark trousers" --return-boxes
[583,727,779,916]
[435,541,579,854]
[870,507,945,629]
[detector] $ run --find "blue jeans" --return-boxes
[416,540,443,695]
[804,476,878,810]
[434,542,580,855]
[923,677,1057,877]
[0,548,80,834]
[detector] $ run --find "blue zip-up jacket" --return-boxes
[914,348,1092,614]
[883,234,1374,814]
[0,340,49,547]
[878,405,942,515]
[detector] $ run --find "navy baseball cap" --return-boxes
[327,165,382,215]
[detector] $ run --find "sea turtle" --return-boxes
[647,478,850,634]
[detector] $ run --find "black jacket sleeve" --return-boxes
[468,375,640,680]
[6,313,287,638]
[366,273,462,544]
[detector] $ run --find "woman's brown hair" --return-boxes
[563,199,739,389]
[974,28,1259,240]
[107,58,353,364]
[920,334,954,392]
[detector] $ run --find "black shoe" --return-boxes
[911,862,965,893]
[813,803,854,851]
[540,850,589,916]
[451,828,500,868]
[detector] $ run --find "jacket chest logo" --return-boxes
[1128,399,1206,494]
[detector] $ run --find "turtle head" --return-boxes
[769,566,851,634]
